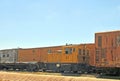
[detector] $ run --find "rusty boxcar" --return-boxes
[17,48,47,71]
[18,48,40,62]
[95,30,120,75]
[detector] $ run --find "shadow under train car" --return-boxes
[0,62,44,72]
[60,63,93,74]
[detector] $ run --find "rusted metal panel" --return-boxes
[95,30,120,68]
[18,48,40,63]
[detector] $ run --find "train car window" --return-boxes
[7,54,9,57]
[3,54,5,57]
[65,48,72,54]
[70,48,72,54]
[65,48,69,54]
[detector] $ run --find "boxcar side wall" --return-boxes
[95,31,120,68]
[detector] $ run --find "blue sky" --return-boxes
[0,0,120,49]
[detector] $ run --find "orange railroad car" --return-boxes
[61,44,95,65]
[60,44,95,73]
[46,46,62,63]
[61,44,78,63]
[43,46,62,72]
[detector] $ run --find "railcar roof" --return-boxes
[95,30,120,34]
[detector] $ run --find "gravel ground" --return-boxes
[0,71,119,81]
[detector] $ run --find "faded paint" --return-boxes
[0,49,18,63]
[46,46,62,63]
[61,44,95,66]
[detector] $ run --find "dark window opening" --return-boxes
[3,55,5,57]
[65,50,68,54]
[65,48,72,54]
[7,54,9,57]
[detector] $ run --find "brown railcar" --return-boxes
[18,48,40,62]
[17,48,47,71]
[95,30,120,75]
